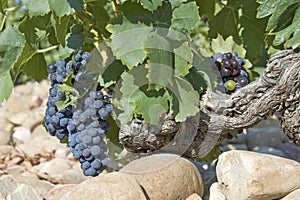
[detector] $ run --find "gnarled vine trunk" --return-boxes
[119,50,300,158]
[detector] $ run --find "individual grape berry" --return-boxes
[225,80,237,91]
[220,68,232,77]
[225,52,232,59]
[237,77,249,87]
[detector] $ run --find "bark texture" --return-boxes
[119,50,300,158]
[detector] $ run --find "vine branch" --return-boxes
[119,50,300,158]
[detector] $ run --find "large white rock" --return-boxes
[281,188,300,200]
[120,153,204,200]
[216,150,300,200]
[209,182,226,200]
[62,172,146,200]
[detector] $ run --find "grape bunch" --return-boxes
[44,51,90,141]
[44,51,114,176]
[68,89,113,176]
[211,52,249,94]
[43,59,72,140]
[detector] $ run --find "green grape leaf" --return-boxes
[208,0,240,42]
[193,56,218,90]
[67,33,84,50]
[67,0,84,11]
[19,14,51,45]
[238,0,267,62]
[168,0,187,8]
[106,18,151,68]
[273,6,300,49]
[22,0,50,16]
[13,42,37,76]
[0,1,8,13]
[49,0,72,17]
[174,42,193,76]
[211,35,246,58]
[196,0,215,20]
[140,0,162,11]
[133,86,169,124]
[0,26,25,74]
[120,1,172,28]
[23,53,48,81]
[116,67,147,124]
[52,14,72,47]
[168,75,199,122]
[0,71,13,102]
[143,32,173,88]
[170,2,200,31]
[257,0,300,31]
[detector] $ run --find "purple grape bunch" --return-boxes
[44,50,114,176]
[211,52,249,94]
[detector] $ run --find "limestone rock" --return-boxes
[0,130,11,145]
[216,150,300,200]
[0,176,17,198]
[209,182,226,200]
[281,188,300,200]
[62,172,146,200]
[7,183,43,200]
[186,193,202,200]
[45,184,77,200]
[120,153,204,200]
[12,126,31,145]
[39,158,72,176]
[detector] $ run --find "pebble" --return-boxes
[12,126,31,145]
[120,153,204,200]
[45,184,77,200]
[186,193,202,200]
[216,150,300,200]
[39,158,72,176]
[0,130,11,145]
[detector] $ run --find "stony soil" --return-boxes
[0,80,299,200]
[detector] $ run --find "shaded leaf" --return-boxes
[49,0,72,17]
[67,0,84,11]
[0,26,25,74]
[140,0,162,11]
[170,2,200,31]
[143,32,173,88]
[0,70,13,102]
[22,0,50,16]
[23,53,48,81]
[168,75,199,122]
[208,0,240,42]
[174,42,193,76]
[52,14,72,47]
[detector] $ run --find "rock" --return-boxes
[62,172,146,200]
[271,142,300,161]
[45,184,77,200]
[281,188,300,200]
[252,146,288,158]
[120,153,204,200]
[0,176,17,198]
[209,182,226,200]
[30,136,66,153]
[12,126,31,145]
[219,144,248,152]
[0,130,11,145]
[31,124,49,139]
[7,183,43,200]
[17,143,43,157]
[52,169,88,184]
[246,120,289,150]
[0,145,13,155]
[54,149,68,158]
[186,193,202,200]
[216,150,300,200]
[39,158,72,176]
[192,161,216,200]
